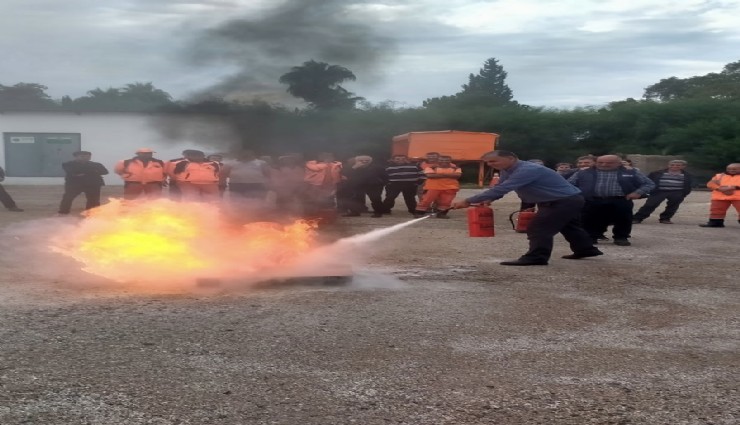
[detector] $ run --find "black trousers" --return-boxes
[582,198,634,239]
[633,191,686,221]
[341,184,384,214]
[0,184,18,209]
[383,182,418,213]
[522,195,595,262]
[58,184,102,214]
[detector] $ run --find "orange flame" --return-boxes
[50,199,317,288]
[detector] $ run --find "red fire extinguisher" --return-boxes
[467,205,495,237]
[509,208,536,233]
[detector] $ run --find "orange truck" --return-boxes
[391,130,499,186]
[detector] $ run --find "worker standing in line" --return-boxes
[57,151,109,215]
[165,150,188,200]
[414,155,461,219]
[169,150,221,202]
[114,148,167,200]
[207,154,228,197]
[304,152,343,215]
[0,166,23,212]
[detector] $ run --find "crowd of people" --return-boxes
[0,149,738,244]
[451,151,740,266]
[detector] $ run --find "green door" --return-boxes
[3,133,81,177]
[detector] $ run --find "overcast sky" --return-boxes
[1,0,738,108]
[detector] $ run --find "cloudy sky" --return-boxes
[1,0,738,108]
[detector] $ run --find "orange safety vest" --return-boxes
[304,161,342,187]
[707,173,740,200]
[171,160,221,184]
[423,166,461,190]
[114,158,167,183]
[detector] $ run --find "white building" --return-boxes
[0,112,237,185]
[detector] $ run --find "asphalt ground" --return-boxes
[0,186,738,424]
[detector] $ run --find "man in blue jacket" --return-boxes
[451,150,601,266]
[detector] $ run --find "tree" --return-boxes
[459,58,515,105]
[424,57,517,108]
[121,82,173,105]
[70,82,174,111]
[0,83,58,111]
[279,60,363,110]
[643,59,740,101]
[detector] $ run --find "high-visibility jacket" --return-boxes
[114,158,167,183]
[707,173,740,200]
[170,160,221,184]
[304,161,342,186]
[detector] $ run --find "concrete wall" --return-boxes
[0,112,237,185]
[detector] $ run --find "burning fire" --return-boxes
[49,199,317,288]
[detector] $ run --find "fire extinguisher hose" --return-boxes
[508,210,519,230]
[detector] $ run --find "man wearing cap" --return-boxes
[114,148,167,200]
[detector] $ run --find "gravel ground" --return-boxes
[0,186,738,424]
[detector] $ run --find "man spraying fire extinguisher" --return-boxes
[451,150,602,266]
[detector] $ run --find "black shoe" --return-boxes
[370,213,383,218]
[699,219,724,228]
[659,219,673,224]
[435,212,450,219]
[7,207,23,212]
[562,249,604,260]
[613,238,631,246]
[500,259,548,266]
[632,219,642,224]
[412,212,426,218]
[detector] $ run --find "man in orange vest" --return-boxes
[168,150,221,202]
[414,155,461,218]
[114,148,167,200]
[699,163,740,228]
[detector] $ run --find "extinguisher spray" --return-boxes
[467,204,495,237]
[509,208,536,233]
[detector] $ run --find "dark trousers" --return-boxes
[342,184,384,214]
[0,184,18,209]
[58,184,102,214]
[229,183,267,199]
[520,201,536,211]
[383,182,418,213]
[634,191,686,221]
[582,198,634,239]
[522,195,595,262]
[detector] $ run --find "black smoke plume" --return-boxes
[186,0,397,104]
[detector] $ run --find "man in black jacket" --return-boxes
[0,166,23,212]
[568,155,654,246]
[338,155,388,217]
[58,151,109,215]
[632,160,694,224]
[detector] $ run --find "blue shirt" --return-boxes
[466,160,581,204]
